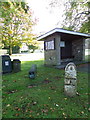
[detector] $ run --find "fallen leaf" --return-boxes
[15,113,19,116]
[76,92,80,96]
[64,98,67,100]
[15,107,18,110]
[63,113,66,116]
[81,111,84,114]
[50,108,53,110]
[54,103,59,107]
[88,108,90,111]
[61,108,63,110]
[52,109,54,112]
[6,104,10,107]
[42,109,48,113]
[43,79,52,84]
[50,86,56,90]
[44,104,47,107]
[32,101,37,105]
[13,80,16,82]
[37,113,40,116]
[18,108,21,111]
[28,86,33,88]
[30,110,33,113]
[25,109,28,112]
[48,97,51,100]
[56,104,59,107]
[29,115,32,117]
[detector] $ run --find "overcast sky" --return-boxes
[26,0,65,35]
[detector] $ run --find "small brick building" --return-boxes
[37,28,90,66]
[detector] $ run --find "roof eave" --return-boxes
[37,28,90,41]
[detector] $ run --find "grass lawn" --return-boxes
[2,60,89,119]
[85,55,90,62]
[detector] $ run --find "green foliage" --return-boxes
[80,21,90,33]
[85,55,90,61]
[62,0,90,33]
[12,46,20,54]
[0,41,4,49]
[0,1,36,55]
[71,1,77,8]
[27,40,39,53]
[28,45,39,53]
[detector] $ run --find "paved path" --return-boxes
[77,63,90,73]
[56,62,90,73]
[10,53,89,73]
[10,53,44,61]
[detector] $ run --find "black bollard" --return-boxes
[29,64,37,79]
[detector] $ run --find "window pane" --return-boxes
[45,39,55,50]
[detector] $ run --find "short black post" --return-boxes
[29,64,37,79]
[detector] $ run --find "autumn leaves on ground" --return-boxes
[2,60,89,118]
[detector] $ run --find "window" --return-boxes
[45,39,55,50]
[60,41,65,47]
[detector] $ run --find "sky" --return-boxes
[26,0,65,35]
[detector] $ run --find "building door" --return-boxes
[61,41,72,59]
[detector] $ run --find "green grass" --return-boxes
[85,55,90,62]
[2,60,89,118]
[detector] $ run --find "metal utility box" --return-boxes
[12,59,21,73]
[2,55,12,73]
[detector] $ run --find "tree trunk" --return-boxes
[9,46,12,55]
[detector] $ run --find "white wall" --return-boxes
[0,49,7,55]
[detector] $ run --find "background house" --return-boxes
[37,28,90,66]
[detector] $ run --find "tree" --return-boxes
[49,0,90,49]
[48,0,90,33]
[27,40,39,53]
[0,41,4,49]
[0,1,36,55]
[62,0,90,50]
[62,0,90,33]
